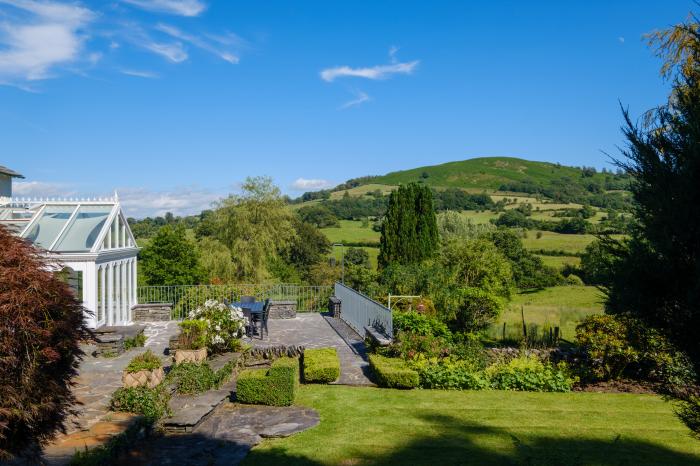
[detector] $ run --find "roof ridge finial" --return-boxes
[114,190,119,202]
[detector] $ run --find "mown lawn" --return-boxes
[522,231,598,254]
[244,385,700,466]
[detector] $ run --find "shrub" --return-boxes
[177,320,208,350]
[188,299,245,353]
[303,348,341,383]
[110,385,171,421]
[167,361,233,395]
[575,315,638,381]
[125,350,162,373]
[441,287,505,333]
[0,226,90,461]
[393,311,451,339]
[124,333,146,350]
[368,354,419,389]
[566,274,584,286]
[486,355,575,392]
[236,357,299,406]
[391,331,452,360]
[410,356,490,390]
[677,396,700,438]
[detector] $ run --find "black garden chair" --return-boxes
[251,298,271,340]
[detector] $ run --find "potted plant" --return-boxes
[174,320,208,364]
[122,350,164,389]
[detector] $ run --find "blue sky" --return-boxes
[0,0,692,217]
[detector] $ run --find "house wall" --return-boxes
[0,173,11,197]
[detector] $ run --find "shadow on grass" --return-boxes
[112,412,700,466]
[243,413,700,466]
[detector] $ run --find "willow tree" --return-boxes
[379,183,439,268]
[214,177,296,281]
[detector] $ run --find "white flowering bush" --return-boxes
[188,300,246,353]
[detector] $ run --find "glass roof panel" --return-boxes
[53,205,113,252]
[22,205,77,249]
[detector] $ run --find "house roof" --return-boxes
[0,165,24,178]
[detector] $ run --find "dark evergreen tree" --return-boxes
[379,183,438,268]
[606,19,700,366]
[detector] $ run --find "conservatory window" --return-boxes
[53,206,112,252]
[23,205,77,249]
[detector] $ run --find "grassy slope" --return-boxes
[320,220,380,244]
[245,385,700,466]
[371,156,612,190]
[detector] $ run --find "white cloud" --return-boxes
[339,89,370,109]
[321,61,418,82]
[116,186,222,217]
[12,180,78,197]
[0,0,95,83]
[122,0,206,17]
[143,40,187,62]
[120,68,159,78]
[291,178,332,191]
[618,36,625,44]
[155,23,239,63]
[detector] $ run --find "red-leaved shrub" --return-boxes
[0,225,89,460]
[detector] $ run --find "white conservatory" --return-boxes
[0,195,139,329]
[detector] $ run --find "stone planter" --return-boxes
[174,347,208,365]
[122,366,164,389]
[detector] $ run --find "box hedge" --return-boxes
[369,354,419,389]
[236,357,299,406]
[303,348,341,383]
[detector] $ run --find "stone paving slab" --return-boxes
[248,313,374,386]
[164,379,236,433]
[121,403,319,465]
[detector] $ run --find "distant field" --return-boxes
[328,183,396,200]
[320,219,380,245]
[330,246,379,270]
[489,285,605,341]
[458,210,498,224]
[522,231,598,254]
[536,254,581,269]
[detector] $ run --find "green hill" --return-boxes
[369,157,618,191]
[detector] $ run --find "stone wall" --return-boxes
[268,300,296,319]
[132,303,173,322]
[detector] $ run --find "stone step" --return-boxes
[162,378,237,433]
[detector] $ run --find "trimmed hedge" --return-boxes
[303,348,341,383]
[236,357,299,406]
[369,354,419,389]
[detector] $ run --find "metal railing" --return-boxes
[137,284,333,320]
[334,282,393,338]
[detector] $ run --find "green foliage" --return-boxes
[440,287,504,333]
[486,356,575,392]
[110,385,171,421]
[167,362,233,395]
[379,183,439,268]
[565,274,584,286]
[410,357,490,390]
[214,176,296,281]
[368,354,420,389]
[297,204,339,228]
[575,315,638,381]
[393,311,451,339]
[606,20,700,371]
[303,348,341,383]
[177,320,208,350]
[188,300,245,354]
[236,357,300,406]
[677,396,700,439]
[579,238,619,286]
[123,333,146,350]
[439,239,513,299]
[197,236,237,284]
[139,224,204,286]
[125,350,162,373]
[344,247,371,268]
[283,218,331,280]
[436,210,494,241]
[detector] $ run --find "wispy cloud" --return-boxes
[339,89,370,110]
[121,0,206,17]
[155,23,239,63]
[321,61,418,82]
[142,39,188,62]
[120,68,159,78]
[291,178,332,191]
[0,0,95,84]
[117,186,222,217]
[618,36,625,44]
[13,180,78,198]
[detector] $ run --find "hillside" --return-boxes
[368,157,621,191]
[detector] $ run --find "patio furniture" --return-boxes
[250,299,271,340]
[241,295,256,304]
[230,301,265,338]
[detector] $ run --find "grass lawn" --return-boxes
[489,286,604,341]
[522,231,598,254]
[244,385,700,466]
[321,220,380,245]
[535,254,581,269]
